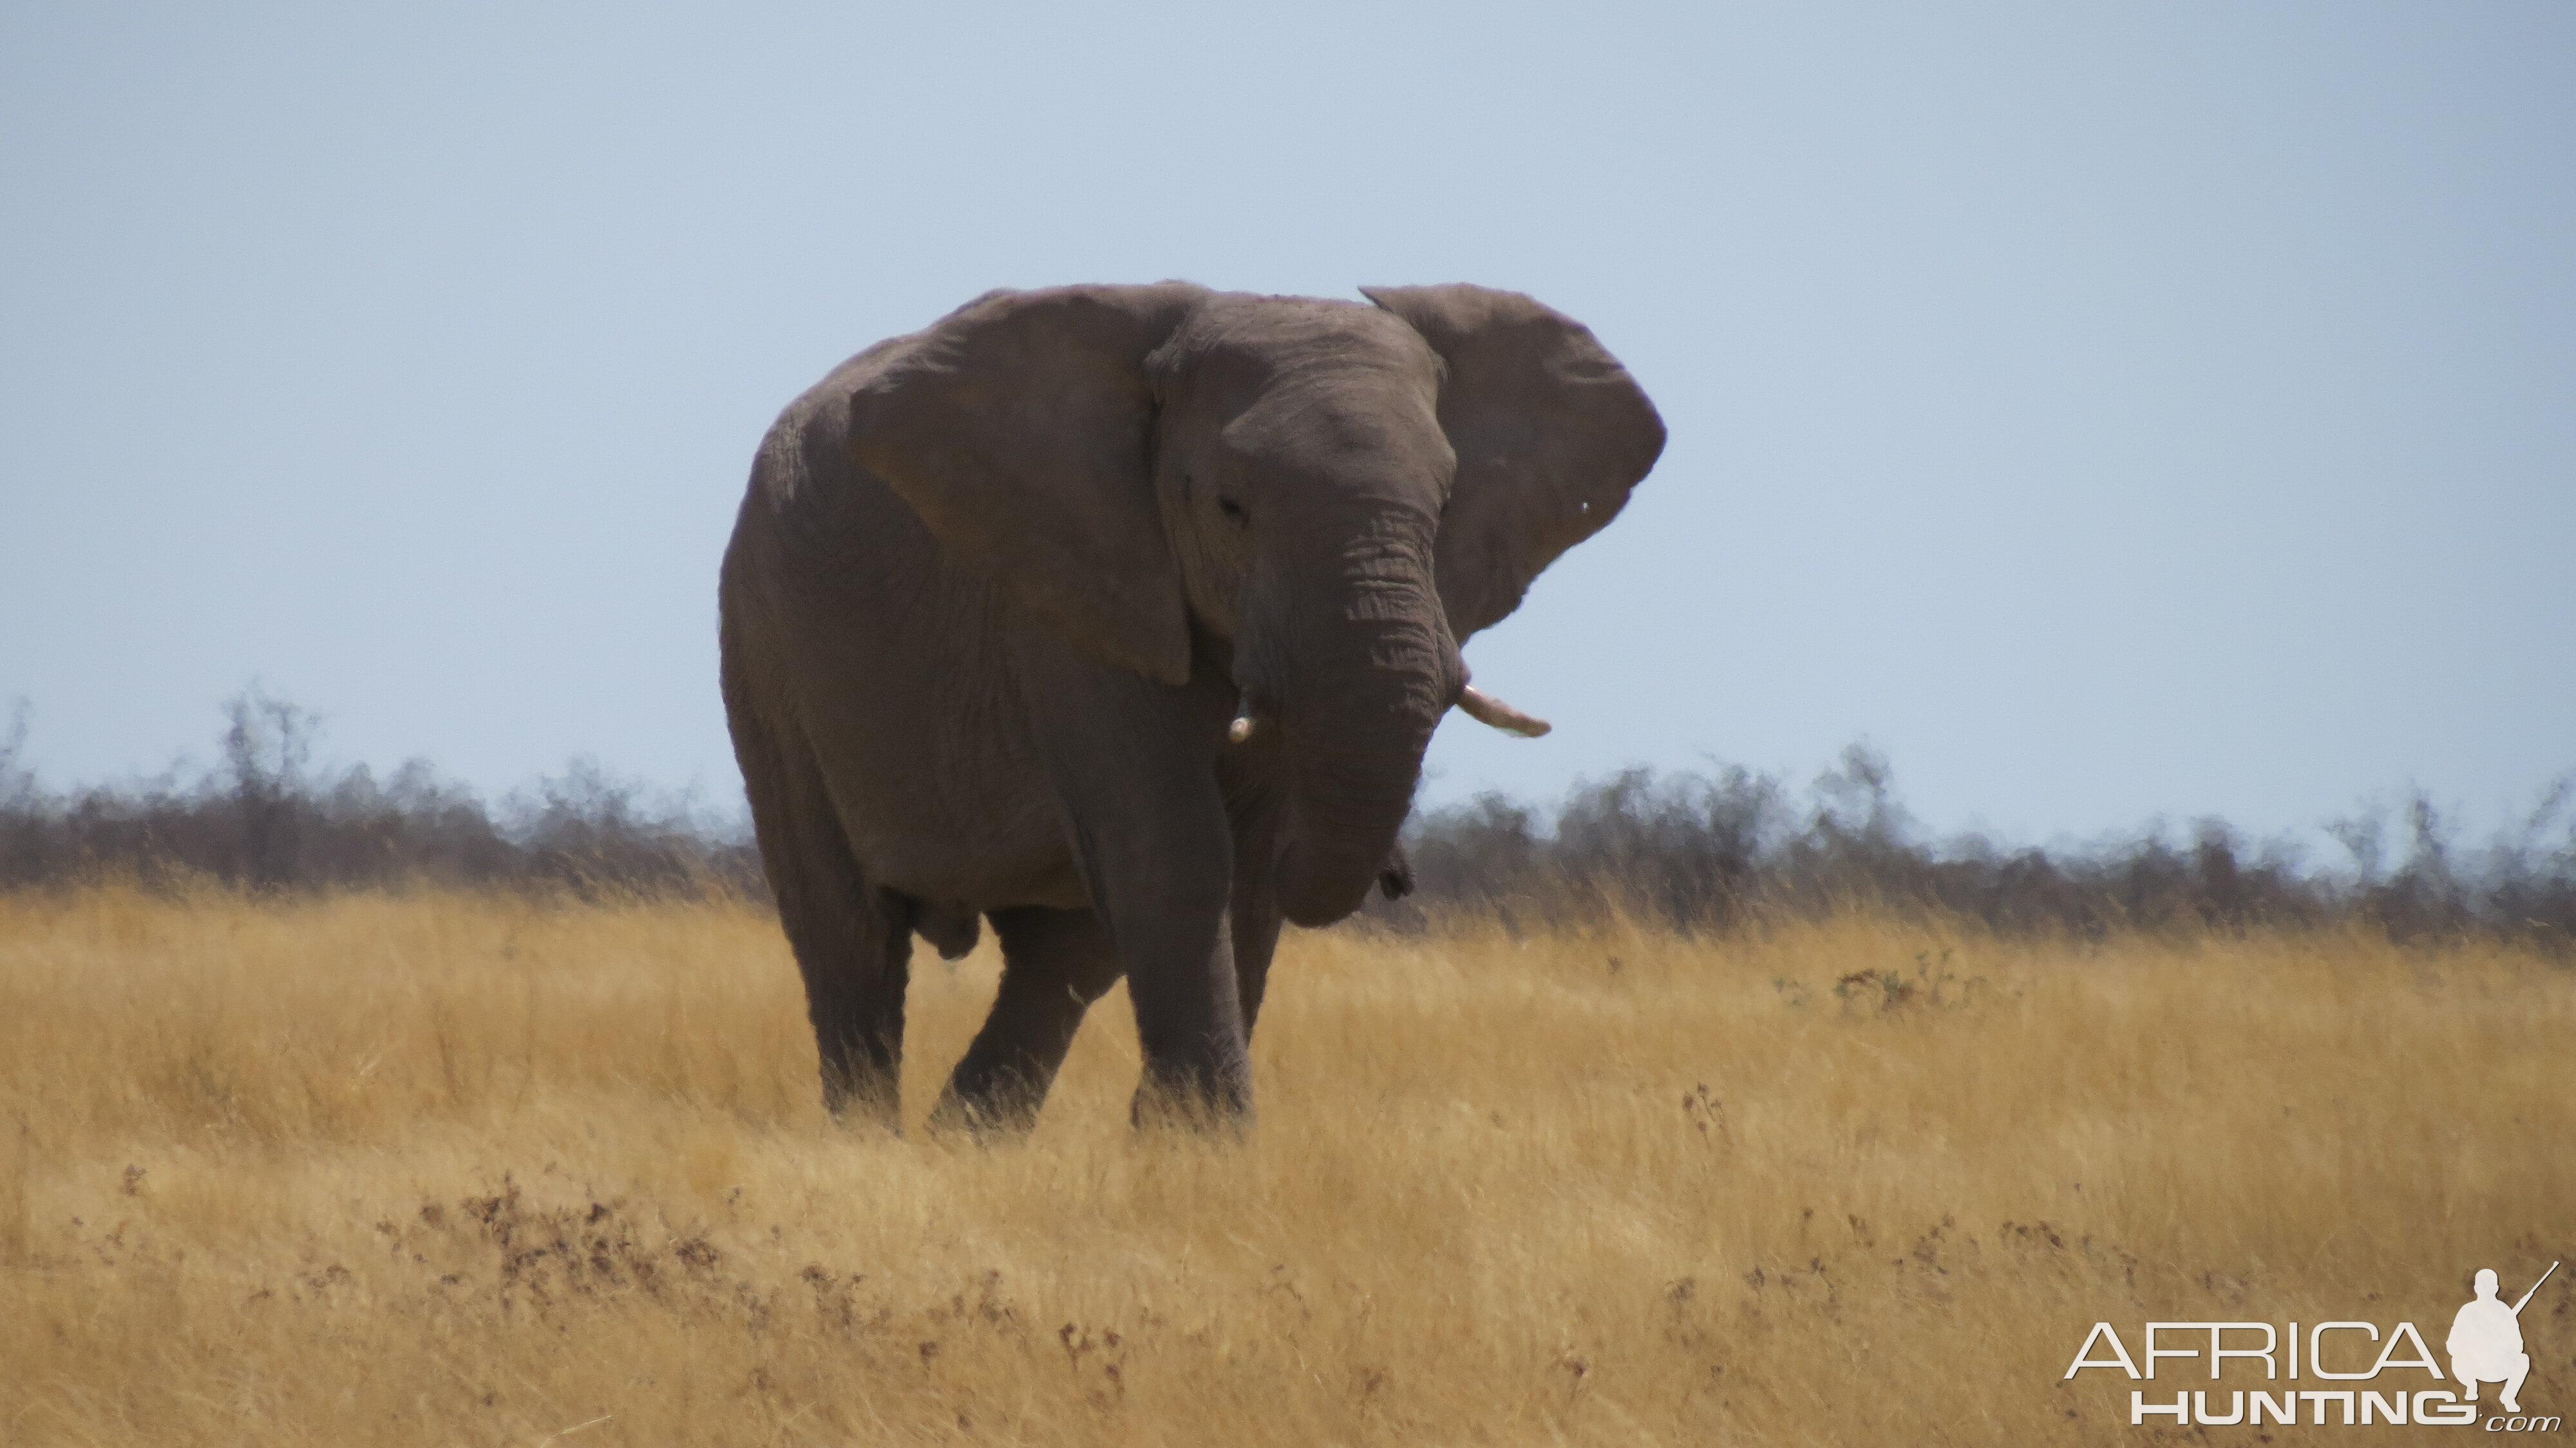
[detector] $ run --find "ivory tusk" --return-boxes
[1227,693,1258,744]
[1457,685,1552,738]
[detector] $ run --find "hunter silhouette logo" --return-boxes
[2454,1261,2557,1415]
[2064,1258,2562,1429]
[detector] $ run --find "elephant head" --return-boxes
[834,282,1663,926]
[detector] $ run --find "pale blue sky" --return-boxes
[4,2,2570,850]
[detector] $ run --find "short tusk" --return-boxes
[1227,692,1258,744]
[1457,685,1552,738]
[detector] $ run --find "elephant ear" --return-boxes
[1360,284,1665,641]
[844,282,1208,685]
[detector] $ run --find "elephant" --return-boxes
[718,281,1663,1133]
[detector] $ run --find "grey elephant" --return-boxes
[719,282,1663,1132]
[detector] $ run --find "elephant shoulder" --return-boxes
[748,336,913,515]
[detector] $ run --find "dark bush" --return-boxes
[0,691,761,900]
[1372,745,2576,950]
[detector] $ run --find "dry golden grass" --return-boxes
[1,886,2568,1445]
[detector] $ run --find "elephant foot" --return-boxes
[1128,1067,1253,1137]
[923,1088,1043,1144]
[1128,1096,1253,1139]
[819,1065,905,1136]
[823,1105,904,1138]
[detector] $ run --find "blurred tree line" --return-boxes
[0,691,759,900]
[1374,747,2576,950]
[5,692,2570,949]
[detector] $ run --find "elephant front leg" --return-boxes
[1086,772,1249,1126]
[1122,897,1250,1125]
[1012,630,1252,1128]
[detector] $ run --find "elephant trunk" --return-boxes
[1265,566,1458,929]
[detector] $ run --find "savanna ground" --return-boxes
[2,888,2568,1446]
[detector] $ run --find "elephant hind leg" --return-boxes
[726,672,912,1127]
[927,906,1124,1138]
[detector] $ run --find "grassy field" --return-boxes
[1,887,2568,1445]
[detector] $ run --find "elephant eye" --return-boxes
[1217,495,1248,525]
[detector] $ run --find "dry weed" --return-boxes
[1,887,2567,1444]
